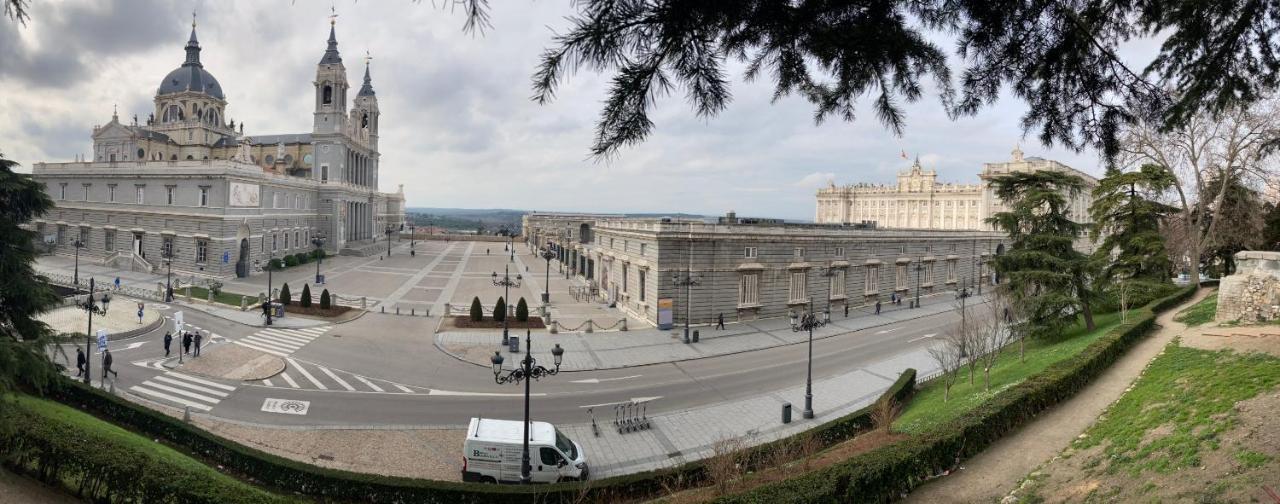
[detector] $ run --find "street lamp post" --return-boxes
[509,237,515,263]
[162,244,179,303]
[789,308,828,419]
[492,265,522,346]
[490,332,565,485]
[312,234,326,285]
[72,238,84,291]
[78,278,111,385]
[540,248,555,305]
[385,225,394,257]
[913,259,926,309]
[409,225,416,256]
[259,255,275,326]
[671,271,699,344]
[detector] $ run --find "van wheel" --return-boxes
[480,476,497,484]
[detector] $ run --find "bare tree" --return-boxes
[978,290,1013,391]
[928,322,966,402]
[871,396,902,434]
[954,296,982,385]
[706,434,750,496]
[1118,100,1280,285]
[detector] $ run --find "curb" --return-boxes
[433,298,985,373]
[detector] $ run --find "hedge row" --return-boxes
[42,366,916,503]
[711,285,1199,503]
[0,397,291,504]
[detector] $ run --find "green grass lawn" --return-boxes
[896,312,1123,434]
[3,394,294,502]
[183,285,254,307]
[1072,344,1280,475]
[1173,292,1218,327]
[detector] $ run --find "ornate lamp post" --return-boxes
[385,225,394,257]
[258,255,276,326]
[789,308,829,419]
[913,258,926,309]
[490,334,565,485]
[162,243,180,302]
[540,247,555,305]
[671,270,699,344]
[409,225,416,256]
[72,238,85,291]
[78,278,111,385]
[492,265,522,346]
[311,233,326,285]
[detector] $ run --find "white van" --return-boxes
[461,417,589,484]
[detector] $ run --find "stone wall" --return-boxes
[1215,250,1280,323]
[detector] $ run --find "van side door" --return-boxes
[536,447,567,483]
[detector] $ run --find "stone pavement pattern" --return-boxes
[38,298,162,338]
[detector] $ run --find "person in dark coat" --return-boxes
[102,349,118,380]
[844,304,850,317]
[76,348,86,376]
[716,313,725,330]
[163,331,173,357]
[182,332,192,355]
[875,300,882,315]
[193,332,203,357]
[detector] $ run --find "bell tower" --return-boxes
[313,19,348,134]
[352,54,380,152]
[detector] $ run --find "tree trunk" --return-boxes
[1019,337,1025,363]
[984,367,991,391]
[1074,273,1096,331]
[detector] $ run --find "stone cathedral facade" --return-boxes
[30,20,404,279]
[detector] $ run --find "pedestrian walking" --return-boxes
[163,331,172,357]
[114,276,121,291]
[102,349,118,380]
[844,304,849,317]
[182,332,192,355]
[75,348,86,377]
[875,300,882,315]
[716,313,725,330]
[193,332,203,357]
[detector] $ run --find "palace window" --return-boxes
[622,264,629,293]
[79,227,89,247]
[789,271,808,303]
[864,265,880,294]
[162,236,174,257]
[830,269,846,298]
[284,232,290,250]
[896,264,908,290]
[82,183,91,201]
[744,246,757,258]
[640,243,646,256]
[196,240,208,263]
[199,186,209,207]
[272,234,278,252]
[56,225,66,246]
[108,184,116,202]
[104,230,115,252]
[639,270,646,302]
[947,259,958,283]
[924,261,935,286]
[794,247,806,259]
[59,183,66,200]
[738,272,760,306]
[135,185,145,204]
[166,186,176,205]
[835,246,846,258]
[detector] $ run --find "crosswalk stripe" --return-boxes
[393,384,414,394]
[279,371,300,388]
[287,359,327,390]
[152,376,229,397]
[259,329,316,344]
[167,372,236,391]
[138,381,222,403]
[263,378,274,387]
[353,375,384,392]
[233,341,289,357]
[130,386,212,411]
[318,365,355,391]
[293,326,328,334]
[240,336,300,352]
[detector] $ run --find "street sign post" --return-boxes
[95,329,108,352]
[173,310,184,334]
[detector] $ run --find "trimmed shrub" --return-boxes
[515,297,529,322]
[470,296,483,322]
[294,252,310,265]
[268,258,284,271]
[283,255,299,268]
[278,283,291,306]
[319,289,331,310]
[300,284,312,308]
[493,297,506,323]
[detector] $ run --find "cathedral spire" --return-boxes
[320,9,342,65]
[358,52,375,97]
[184,13,202,67]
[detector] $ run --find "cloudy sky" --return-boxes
[1,0,1109,221]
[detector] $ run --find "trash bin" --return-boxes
[508,336,520,353]
[275,304,285,318]
[692,330,700,343]
[781,402,792,424]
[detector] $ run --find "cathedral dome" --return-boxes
[156,26,225,100]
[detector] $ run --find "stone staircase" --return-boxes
[338,239,387,257]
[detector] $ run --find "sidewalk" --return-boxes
[436,292,977,371]
[902,288,1212,503]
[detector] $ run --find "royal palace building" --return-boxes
[29,19,404,280]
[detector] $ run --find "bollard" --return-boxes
[381,306,385,313]
[183,406,191,423]
[585,320,594,333]
[781,402,792,424]
[411,308,415,316]
[240,296,247,311]
[361,296,367,309]
[692,329,700,343]
[444,303,451,316]
[549,322,558,334]
[206,289,212,302]
[620,319,628,331]
[184,285,191,301]
[396,307,400,315]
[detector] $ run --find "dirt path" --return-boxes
[903,289,1213,504]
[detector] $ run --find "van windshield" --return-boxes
[554,429,577,460]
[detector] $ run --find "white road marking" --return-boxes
[262,378,274,387]
[153,375,230,397]
[907,333,938,343]
[279,372,300,388]
[167,372,236,391]
[875,327,903,334]
[428,389,546,397]
[128,372,236,412]
[286,359,328,390]
[261,398,310,416]
[578,396,663,409]
[353,375,384,392]
[140,381,222,403]
[121,341,147,351]
[317,365,355,391]
[233,340,290,357]
[393,384,414,394]
[569,374,642,384]
[129,386,212,411]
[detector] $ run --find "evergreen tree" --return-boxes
[1263,202,1280,252]
[1088,164,1178,282]
[300,284,312,308]
[493,297,506,323]
[320,289,331,310]
[515,297,529,322]
[0,149,61,402]
[279,283,291,306]
[1200,171,1264,276]
[470,296,483,322]
[987,170,1096,337]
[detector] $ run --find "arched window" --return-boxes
[137,148,144,159]
[322,84,333,105]
[361,113,368,128]
[186,155,194,160]
[283,154,293,166]
[265,154,274,165]
[170,154,178,160]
